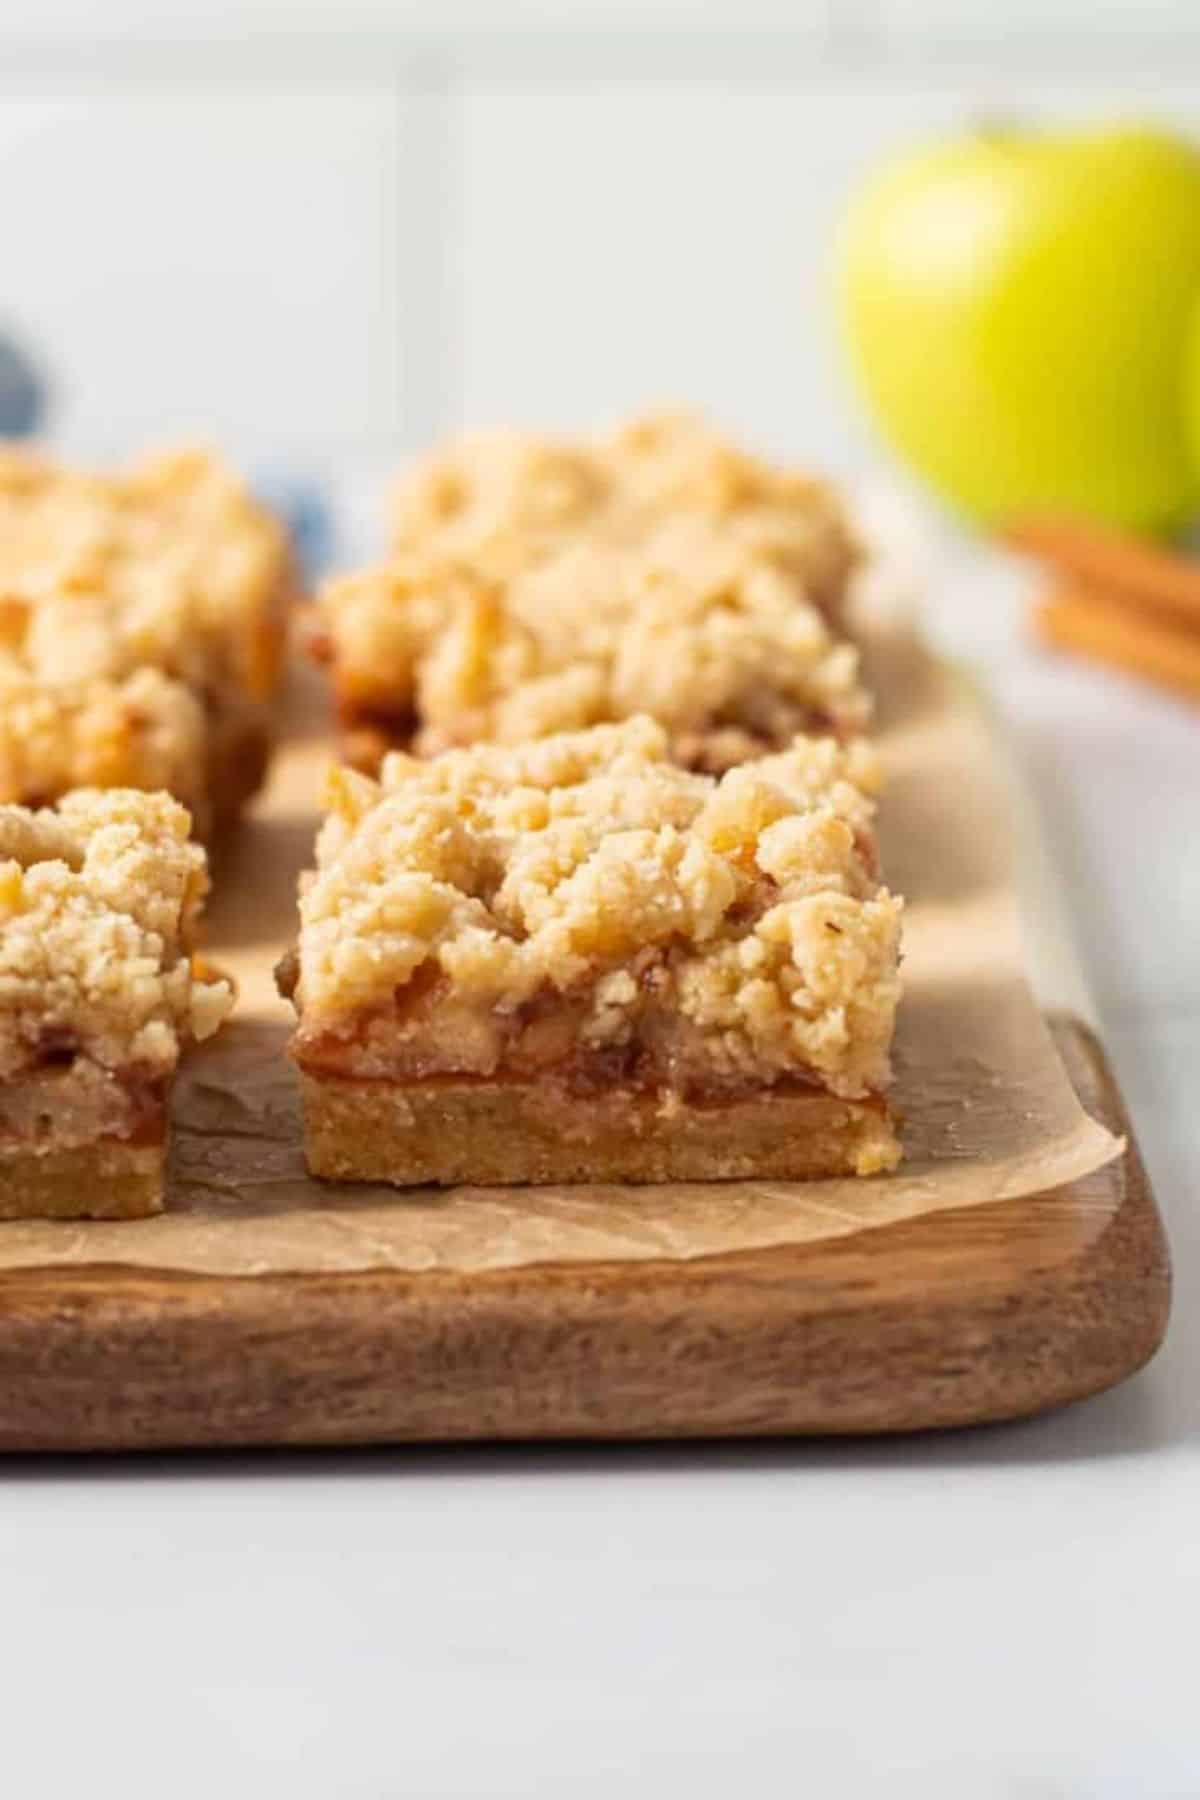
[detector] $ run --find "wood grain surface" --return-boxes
[0,1017,1169,1452]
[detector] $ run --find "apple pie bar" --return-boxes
[314,517,869,775]
[390,410,861,617]
[282,718,903,1187]
[0,445,295,835]
[0,789,232,1219]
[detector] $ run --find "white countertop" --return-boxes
[3,505,1199,1799]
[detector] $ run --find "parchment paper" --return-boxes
[0,629,1121,1275]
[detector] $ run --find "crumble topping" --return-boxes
[0,444,292,703]
[0,669,209,827]
[294,719,901,1099]
[391,410,860,610]
[0,788,232,1086]
[319,517,868,767]
[392,430,609,578]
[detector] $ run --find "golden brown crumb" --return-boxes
[0,669,209,828]
[0,446,293,823]
[320,517,868,768]
[390,410,860,613]
[0,788,232,1087]
[295,719,901,1100]
[0,445,291,697]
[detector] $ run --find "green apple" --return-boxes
[836,123,1200,533]
[1183,291,1200,487]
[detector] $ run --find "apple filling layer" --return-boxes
[0,1055,166,1151]
[291,960,889,1107]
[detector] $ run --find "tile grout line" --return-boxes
[394,53,461,449]
[2,27,1199,90]
[828,0,881,61]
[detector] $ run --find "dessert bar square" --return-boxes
[0,789,232,1219]
[0,446,294,834]
[283,719,902,1187]
[315,517,869,775]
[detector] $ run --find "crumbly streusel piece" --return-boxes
[284,719,902,1185]
[317,517,869,774]
[0,445,294,828]
[0,669,210,833]
[0,788,233,1219]
[390,410,860,614]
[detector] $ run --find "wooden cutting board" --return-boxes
[0,1015,1168,1450]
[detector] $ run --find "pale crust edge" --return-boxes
[299,1073,902,1188]
[0,1140,164,1220]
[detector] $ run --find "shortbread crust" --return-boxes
[299,1075,901,1186]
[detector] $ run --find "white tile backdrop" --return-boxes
[0,2,1198,465]
[0,91,403,461]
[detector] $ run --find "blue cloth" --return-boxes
[250,475,336,585]
[0,334,47,439]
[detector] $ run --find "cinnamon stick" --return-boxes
[1007,517,1200,631]
[1033,584,1200,706]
